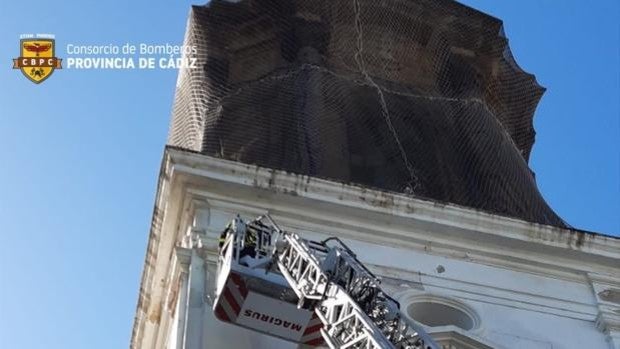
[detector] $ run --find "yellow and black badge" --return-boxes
[13,38,62,84]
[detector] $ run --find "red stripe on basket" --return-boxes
[304,337,325,346]
[215,305,230,322]
[223,287,241,315]
[303,323,323,336]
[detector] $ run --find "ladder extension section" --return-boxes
[245,216,438,349]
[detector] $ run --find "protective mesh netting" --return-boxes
[168,0,567,227]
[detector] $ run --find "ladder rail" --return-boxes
[277,233,392,348]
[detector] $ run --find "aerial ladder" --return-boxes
[214,215,439,349]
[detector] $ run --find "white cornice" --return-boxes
[166,147,620,268]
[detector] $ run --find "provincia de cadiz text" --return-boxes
[64,41,198,69]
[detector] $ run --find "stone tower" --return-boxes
[131,1,620,348]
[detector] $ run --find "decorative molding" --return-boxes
[589,273,620,348]
[168,147,620,265]
[426,327,499,349]
[397,292,482,331]
[172,148,615,319]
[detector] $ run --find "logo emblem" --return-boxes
[13,36,62,84]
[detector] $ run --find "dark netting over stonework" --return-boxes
[168,0,568,227]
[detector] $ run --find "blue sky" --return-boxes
[0,1,618,348]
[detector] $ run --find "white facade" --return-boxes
[131,147,620,349]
